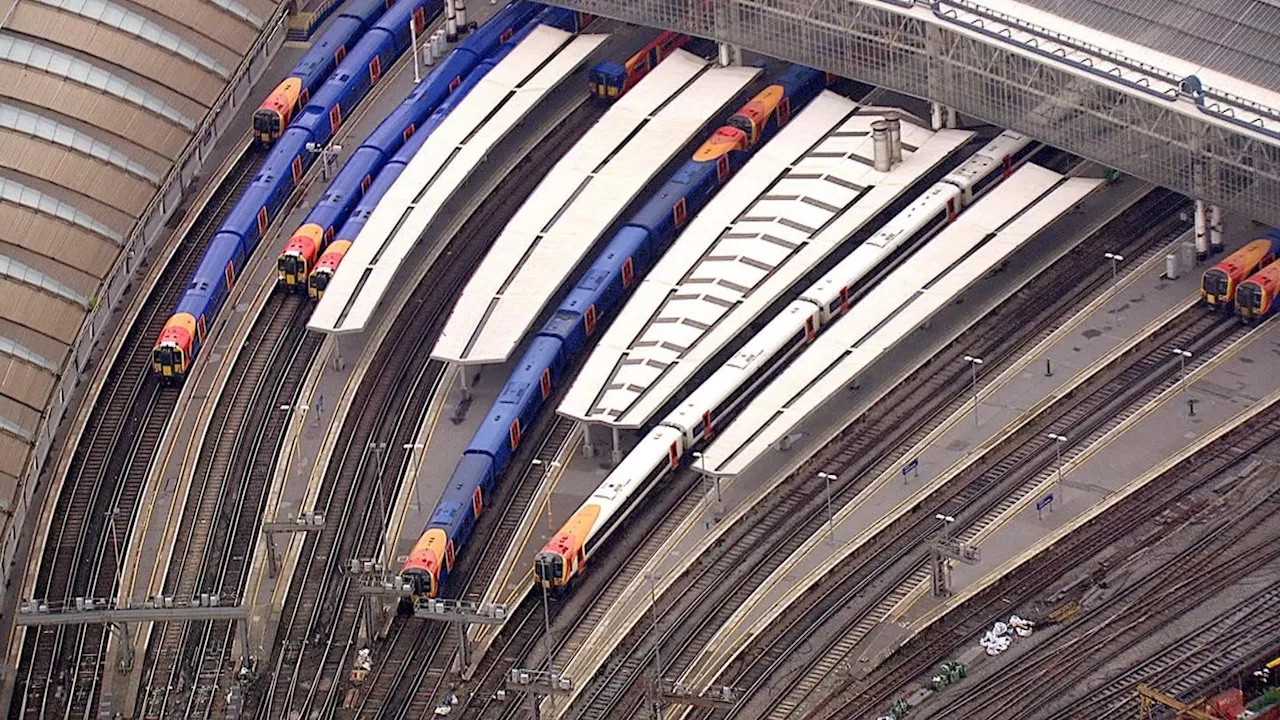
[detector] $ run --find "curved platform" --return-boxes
[431,50,761,365]
[308,25,607,334]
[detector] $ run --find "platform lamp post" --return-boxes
[530,459,562,534]
[1046,433,1067,498]
[535,556,558,714]
[1172,348,1192,394]
[691,452,722,512]
[817,472,838,545]
[409,18,421,83]
[1104,252,1124,326]
[963,355,984,425]
[107,507,123,593]
[935,513,956,535]
[403,442,424,512]
[369,441,389,563]
[279,403,308,476]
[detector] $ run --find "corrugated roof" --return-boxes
[1015,0,1280,92]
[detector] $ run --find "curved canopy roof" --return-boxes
[0,0,280,506]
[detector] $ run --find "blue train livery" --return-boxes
[400,65,834,599]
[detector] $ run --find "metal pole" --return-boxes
[539,560,557,714]
[108,508,122,593]
[409,18,421,83]
[825,476,833,545]
[818,472,837,546]
[647,574,663,719]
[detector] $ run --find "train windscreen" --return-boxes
[1238,282,1264,311]
[534,553,563,582]
[1203,268,1230,297]
[253,110,280,137]
[727,114,754,139]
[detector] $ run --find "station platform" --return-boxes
[431,50,760,366]
[308,25,607,335]
[553,172,1154,709]
[675,209,1264,696]
[99,4,512,712]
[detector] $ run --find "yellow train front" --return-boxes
[1201,234,1280,309]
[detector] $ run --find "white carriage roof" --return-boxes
[308,26,607,334]
[430,51,761,365]
[698,165,1104,477]
[557,93,973,428]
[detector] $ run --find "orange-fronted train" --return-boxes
[1235,255,1280,322]
[398,65,834,601]
[1201,231,1280,309]
[253,0,395,145]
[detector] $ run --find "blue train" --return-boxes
[278,1,549,290]
[254,0,394,145]
[153,0,445,380]
[400,65,834,599]
[306,6,594,298]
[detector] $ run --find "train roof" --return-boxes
[697,165,1103,477]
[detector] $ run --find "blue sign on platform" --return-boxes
[1036,493,1054,511]
[903,458,919,477]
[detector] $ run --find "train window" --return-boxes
[727,114,754,140]
[1239,283,1263,310]
[1203,268,1230,296]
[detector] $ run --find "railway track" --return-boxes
[351,415,578,720]
[250,103,602,719]
[7,143,266,720]
[809,397,1280,718]
[134,294,317,718]
[558,188,1188,720]
[697,304,1248,720]
[921,472,1280,719]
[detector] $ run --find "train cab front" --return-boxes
[729,84,785,147]
[402,528,450,605]
[253,77,301,144]
[693,126,748,165]
[279,224,326,290]
[536,505,597,589]
[1201,266,1233,308]
[152,313,196,383]
[534,550,568,589]
[588,62,624,100]
[308,240,350,300]
[1236,281,1267,321]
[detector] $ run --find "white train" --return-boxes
[535,130,1037,588]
